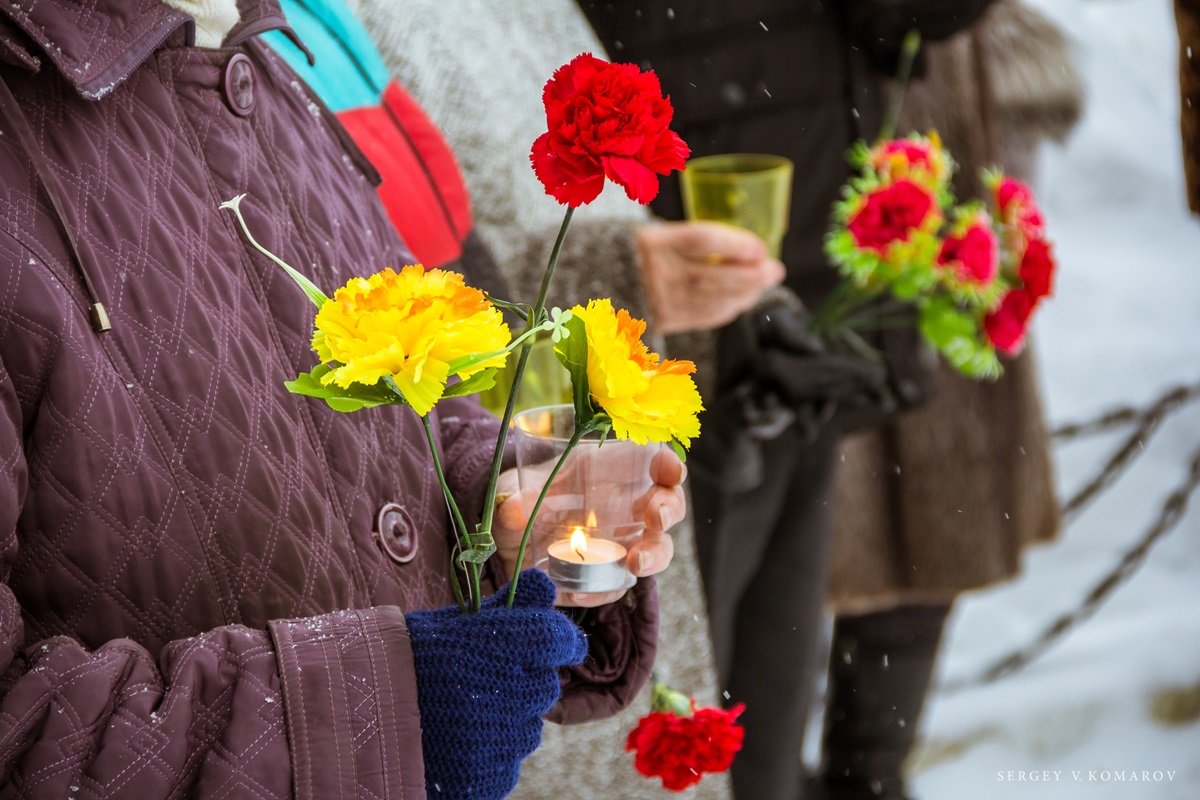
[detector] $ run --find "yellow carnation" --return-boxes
[571,298,703,447]
[313,265,511,416]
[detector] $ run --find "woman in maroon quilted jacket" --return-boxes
[0,1,682,797]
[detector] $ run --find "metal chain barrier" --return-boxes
[1058,380,1200,524]
[1051,380,1200,442]
[941,378,1200,693]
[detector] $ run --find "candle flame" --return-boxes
[570,527,588,561]
[586,510,598,528]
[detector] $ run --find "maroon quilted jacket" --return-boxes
[0,0,656,797]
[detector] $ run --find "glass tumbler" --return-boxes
[680,153,794,257]
[513,404,662,596]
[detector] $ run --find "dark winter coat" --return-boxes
[580,5,995,799]
[583,0,992,306]
[0,0,653,796]
[829,0,1079,613]
[581,0,995,426]
[1178,0,1200,212]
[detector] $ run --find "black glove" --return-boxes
[755,302,892,413]
[749,297,898,434]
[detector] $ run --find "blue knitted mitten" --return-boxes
[406,570,588,799]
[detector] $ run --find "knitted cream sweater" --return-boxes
[163,0,240,47]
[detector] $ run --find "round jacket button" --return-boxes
[222,53,256,117]
[374,503,418,564]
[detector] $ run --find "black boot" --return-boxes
[813,603,952,800]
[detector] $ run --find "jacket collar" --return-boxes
[0,0,289,99]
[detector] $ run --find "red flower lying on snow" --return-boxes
[626,684,745,792]
[531,53,689,207]
[847,179,938,253]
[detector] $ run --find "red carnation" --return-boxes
[1018,236,1056,300]
[984,289,1037,356]
[995,176,1044,233]
[937,218,999,284]
[847,179,938,253]
[531,53,689,207]
[626,700,745,791]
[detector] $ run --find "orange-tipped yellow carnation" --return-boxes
[571,298,702,447]
[313,265,510,415]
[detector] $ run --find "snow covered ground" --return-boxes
[913,1,1200,798]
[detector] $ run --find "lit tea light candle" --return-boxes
[547,526,631,594]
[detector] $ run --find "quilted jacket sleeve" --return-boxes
[0,362,425,799]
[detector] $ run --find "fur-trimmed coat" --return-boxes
[827,0,1082,614]
[1178,0,1200,212]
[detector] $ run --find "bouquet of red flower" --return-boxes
[625,681,745,792]
[817,132,1057,379]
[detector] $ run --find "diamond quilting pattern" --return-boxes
[0,21,485,798]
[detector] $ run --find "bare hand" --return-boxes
[637,221,786,334]
[493,447,686,607]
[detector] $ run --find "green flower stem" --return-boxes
[421,415,475,610]
[505,424,588,608]
[810,281,876,337]
[832,326,884,363]
[879,30,922,142]
[480,206,576,549]
[840,314,918,332]
[220,195,329,308]
[836,297,912,331]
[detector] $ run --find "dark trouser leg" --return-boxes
[691,427,837,800]
[819,603,953,800]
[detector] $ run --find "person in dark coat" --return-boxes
[825,7,1080,798]
[0,0,684,796]
[580,3,994,798]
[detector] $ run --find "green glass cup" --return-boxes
[680,153,794,257]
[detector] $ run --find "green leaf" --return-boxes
[446,348,509,375]
[443,368,499,398]
[284,365,401,412]
[595,420,612,448]
[220,194,329,308]
[457,525,497,565]
[485,295,531,321]
[552,313,596,425]
[457,546,495,565]
[917,298,1003,380]
[670,438,689,463]
[278,261,330,310]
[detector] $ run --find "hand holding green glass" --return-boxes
[680,154,793,258]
